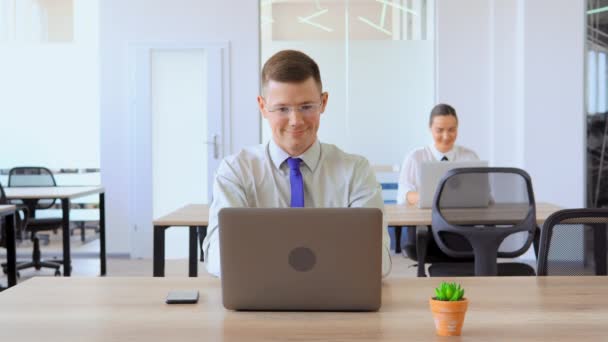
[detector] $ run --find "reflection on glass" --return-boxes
[0,0,73,43]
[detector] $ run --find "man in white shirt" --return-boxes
[203,50,391,277]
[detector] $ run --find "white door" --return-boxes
[129,43,230,258]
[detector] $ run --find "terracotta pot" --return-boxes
[429,298,468,336]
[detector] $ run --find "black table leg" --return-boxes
[394,226,402,253]
[189,226,197,277]
[594,224,607,275]
[61,198,71,276]
[153,226,167,277]
[99,193,106,276]
[5,212,17,287]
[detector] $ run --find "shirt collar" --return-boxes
[269,139,321,172]
[430,144,455,161]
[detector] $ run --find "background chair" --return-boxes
[427,167,537,276]
[402,225,473,277]
[537,208,608,276]
[6,167,64,276]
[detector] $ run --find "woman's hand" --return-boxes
[406,191,419,205]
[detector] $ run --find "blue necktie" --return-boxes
[287,157,304,207]
[441,156,448,161]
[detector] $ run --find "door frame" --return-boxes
[128,42,230,258]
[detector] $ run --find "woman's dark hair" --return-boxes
[429,103,458,127]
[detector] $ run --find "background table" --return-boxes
[0,205,17,288]
[386,202,563,253]
[152,203,562,277]
[5,186,106,276]
[153,204,208,277]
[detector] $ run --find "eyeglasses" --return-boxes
[265,102,323,116]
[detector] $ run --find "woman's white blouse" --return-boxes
[396,145,479,204]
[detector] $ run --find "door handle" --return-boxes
[206,134,220,159]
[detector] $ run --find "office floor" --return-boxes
[0,230,421,287]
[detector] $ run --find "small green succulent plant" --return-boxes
[433,282,465,301]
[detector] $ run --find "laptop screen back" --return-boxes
[219,207,382,311]
[417,161,488,208]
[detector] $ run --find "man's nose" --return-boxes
[288,110,305,124]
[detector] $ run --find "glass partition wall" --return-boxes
[0,0,99,180]
[587,0,608,207]
[260,0,435,167]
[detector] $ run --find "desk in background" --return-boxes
[0,276,607,341]
[4,186,106,277]
[0,205,17,288]
[153,204,208,277]
[152,203,562,277]
[388,202,563,252]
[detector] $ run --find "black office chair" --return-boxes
[537,208,608,276]
[6,167,64,276]
[402,225,473,277]
[426,167,537,276]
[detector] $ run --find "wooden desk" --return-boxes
[385,202,562,226]
[0,205,17,288]
[1,276,607,341]
[386,202,563,253]
[152,203,562,278]
[153,204,209,277]
[4,186,106,277]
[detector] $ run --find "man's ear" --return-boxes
[257,96,268,119]
[320,92,329,113]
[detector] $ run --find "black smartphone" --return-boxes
[165,290,199,304]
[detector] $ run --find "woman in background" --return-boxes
[397,103,479,205]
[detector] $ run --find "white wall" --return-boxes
[491,0,524,168]
[521,0,585,209]
[436,0,585,208]
[436,0,492,161]
[99,0,259,254]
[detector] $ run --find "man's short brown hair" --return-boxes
[261,50,323,95]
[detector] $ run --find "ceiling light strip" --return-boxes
[588,6,608,15]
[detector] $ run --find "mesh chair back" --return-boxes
[8,167,57,209]
[537,209,608,276]
[431,167,536,275]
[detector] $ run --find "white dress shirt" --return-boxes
[203,139,392,277]
[396,144,479,204]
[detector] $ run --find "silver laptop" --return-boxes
[219,208,382,311]
[417,161,488,208]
